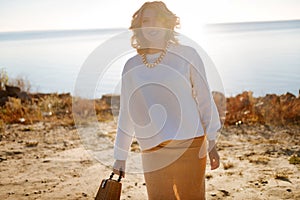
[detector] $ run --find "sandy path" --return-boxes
[0,122,299,199]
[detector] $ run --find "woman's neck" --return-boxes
[141,41,169,54]
[146,48,163,54]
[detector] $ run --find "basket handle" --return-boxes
[110,168,123,182]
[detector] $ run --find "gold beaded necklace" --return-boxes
[141,42,170,68]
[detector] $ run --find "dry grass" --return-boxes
[0,92,114,127]
[225,171,235,176]
[248,155,270,164]
[289,154,300,165]
[0,97,42,124]
[1,68,31,92]
[0,68,8,90]
[25,140,39,147]
[8,75,31,92]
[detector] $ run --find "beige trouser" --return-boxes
[142,136,207,200]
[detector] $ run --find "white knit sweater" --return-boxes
[114,44,221,160]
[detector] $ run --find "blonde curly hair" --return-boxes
[129,1,180,54]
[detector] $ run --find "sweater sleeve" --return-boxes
[189,49,221,141]
[113,65,135,160]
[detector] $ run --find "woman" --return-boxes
[113,1,221,199]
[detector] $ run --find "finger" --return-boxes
[113,168,120,175]
[120,170,125,178]
[113,169,125,178]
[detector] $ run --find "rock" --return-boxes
[224,91,300,125]
[25,140,39,147]
[0,85,31,106]
[0,90,9,106]
[0,90,8,97]
[17,91,31,102]
[5,85,21,97]
[82,192,88,197]
[280,93,300,124]
[219,189,230,196]
[225,91,256,125]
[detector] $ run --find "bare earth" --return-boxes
[0,121,299,200]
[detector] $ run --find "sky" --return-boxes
[0,0,299,33]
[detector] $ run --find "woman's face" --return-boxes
[141,8,167,45]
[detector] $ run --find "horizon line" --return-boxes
[0,27,127,34]
[1,19,299,34]
[205,18,300,27]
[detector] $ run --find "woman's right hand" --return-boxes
[113,160,126,178]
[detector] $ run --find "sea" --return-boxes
[0,20,299,98]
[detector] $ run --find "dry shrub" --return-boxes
[0,69,31,92]
[0,68,8,90]
[36,93,74,125]
[0,97,42,124]
[72,97,97,125]
[0,91,116,126]
[8,75,31,92]
[95,98,114,122]
[1,97,27,123]
[97,108,114,122]
[38,94,71,115]
[0,93,75,125]
[289,154,300,165]
[72,97,115,124]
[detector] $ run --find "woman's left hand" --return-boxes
[208,142,220,170]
